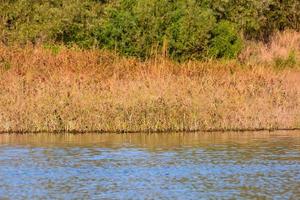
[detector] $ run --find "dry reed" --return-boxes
[0,42,300,133]
[239,30,300,67]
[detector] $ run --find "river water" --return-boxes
[0,132,300,199]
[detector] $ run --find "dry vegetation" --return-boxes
[239,30,300,67]
[0,31,300,133]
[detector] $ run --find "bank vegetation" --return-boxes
[0,31,299,133]
[0,0,300,132]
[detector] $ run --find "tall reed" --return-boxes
[0,43,299,133]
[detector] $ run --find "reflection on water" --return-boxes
[0,132,300,199]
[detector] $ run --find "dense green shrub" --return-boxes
[203,0,267,39]
[0,0,104,47]
[166,4,216,60]
[204,0,300,40]
[208,21,243,59]
[0,0,299,60]
[262,0,300,39]
[100,0,216,60]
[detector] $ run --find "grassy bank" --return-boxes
[0,33,299,133]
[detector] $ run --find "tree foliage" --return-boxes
[0,0,299,60]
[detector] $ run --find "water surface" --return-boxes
[0,132,300,199]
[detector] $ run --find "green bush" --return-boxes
[208,21,243,59]
[262,0,300,39]
[204,0,300,40]
[166,4,216,60]
[0,0,299,60]
[0,0,104,47]
[100,0,216,60]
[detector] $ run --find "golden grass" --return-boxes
[239,30,300,66]
[0,43,300,133]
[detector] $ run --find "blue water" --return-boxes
[0,132,300,199]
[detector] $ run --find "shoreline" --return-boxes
[1,127,300,135]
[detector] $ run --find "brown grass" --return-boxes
[0,43,300,133]
[239,30,300,66]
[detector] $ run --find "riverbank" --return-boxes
[0,45,300,133]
